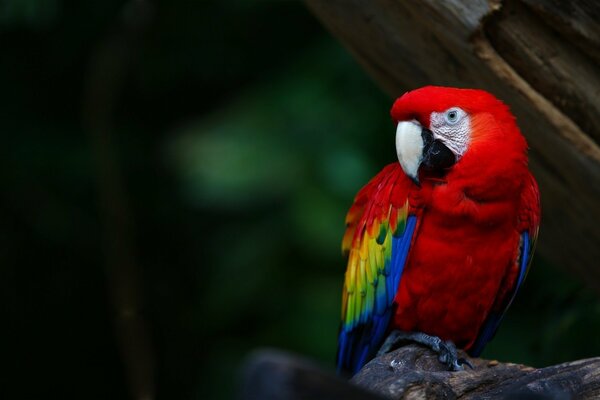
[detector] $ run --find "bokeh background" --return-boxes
[2,1,599,399]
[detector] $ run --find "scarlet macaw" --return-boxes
[337,86,540,374]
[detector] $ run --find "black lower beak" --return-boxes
[420,128,456,172]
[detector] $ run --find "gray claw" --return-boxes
[438,340,469,371]
[458,357,474,370]
[377,330,475,372]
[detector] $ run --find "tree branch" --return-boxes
[353,345,600,399]
[239,346,600,399]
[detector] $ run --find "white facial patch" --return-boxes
[429,108,470,158]
[395,120,424,180]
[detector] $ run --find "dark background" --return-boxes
[2,1,599,399]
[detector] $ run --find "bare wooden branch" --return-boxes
[239,347,600,399]
[305,0,600,292]
[353,345,600,399]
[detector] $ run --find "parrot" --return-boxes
[336,86,540,375]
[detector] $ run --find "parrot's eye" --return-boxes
[445,108,460,125]
[428,107,469,159]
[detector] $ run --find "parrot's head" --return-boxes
[390,86,527,184]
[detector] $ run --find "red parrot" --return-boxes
[336,86,540,375]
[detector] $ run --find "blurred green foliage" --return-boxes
[2,1,599,399]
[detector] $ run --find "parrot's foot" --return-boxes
[377,330,474,371]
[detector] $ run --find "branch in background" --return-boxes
[238,349,386,400]
[83,1,156,399]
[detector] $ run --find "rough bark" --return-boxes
[305,0,600,293]
[239,347,600,399]
[353,345,600,399]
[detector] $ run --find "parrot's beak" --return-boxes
[395,121,456,185]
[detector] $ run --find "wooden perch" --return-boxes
[353,345,600,399]
[305,0,600,293]
[238,346,600,399]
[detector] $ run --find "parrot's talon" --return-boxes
[458,358,474,370]
[377,330,473,372]
[437,340,461,370]
[377,330,401,356]
[451,362,464,371]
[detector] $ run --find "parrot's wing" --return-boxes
[469,173,540,357]
[337,164,416,374]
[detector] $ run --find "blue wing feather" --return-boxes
[337,215,417,374]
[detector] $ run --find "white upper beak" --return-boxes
[395,120,425,182]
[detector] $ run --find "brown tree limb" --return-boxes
[239,346,600,399]
[305,0,600,293]
[353,345,600,399]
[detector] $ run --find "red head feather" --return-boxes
[391,86,523,143]
[391,86,527,169]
